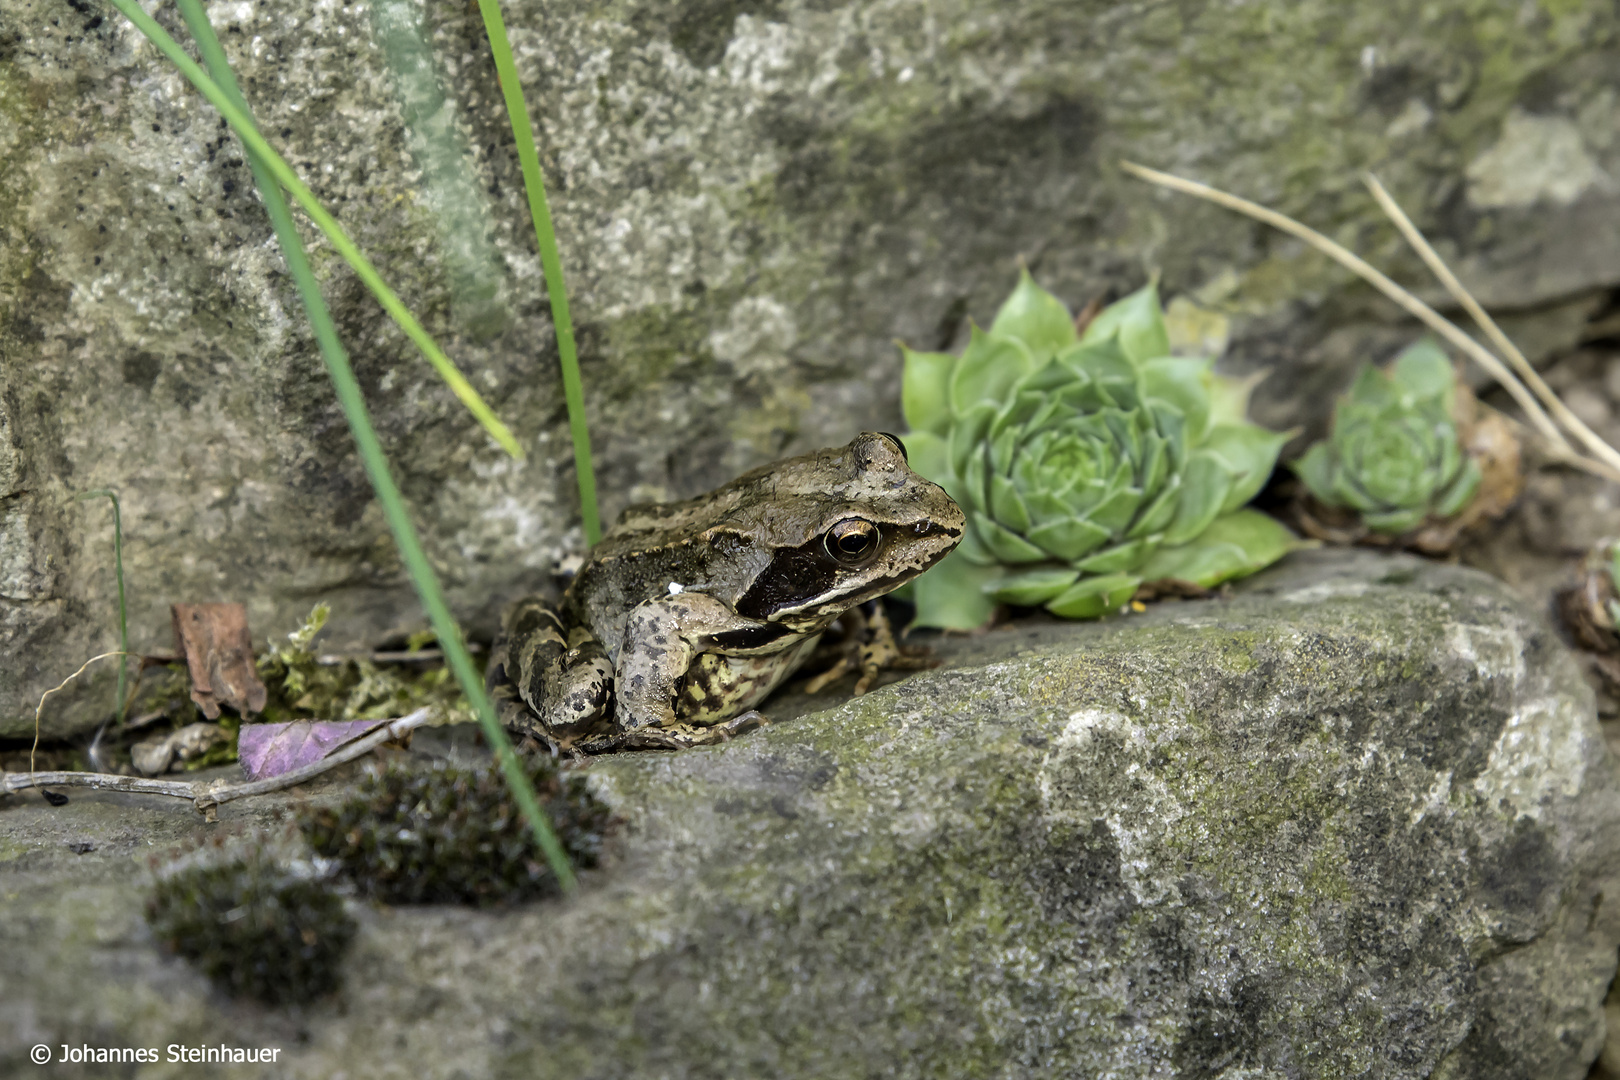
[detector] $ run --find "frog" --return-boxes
[486,431,963,753]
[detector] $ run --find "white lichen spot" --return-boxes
[667,582,685,595]
[1277,580,1371,604]
[709,296,797,377]
[1410,769,1453,825]
[724,17,797,93]
[1466,109,1614,209]
[888,808,938,846]
[1057,708,1132,747]
[1041,709,1185,907]
[1472,696,1593,820]
[470,496,547,560]
[1446,622,1525,687]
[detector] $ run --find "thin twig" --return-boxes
[1362,172,1620,477]
[1117,161,1576,457]
[1,771,198,800]
[2,708,435,818]
[32,652,140,777]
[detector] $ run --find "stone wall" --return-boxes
[3,0,1618,734]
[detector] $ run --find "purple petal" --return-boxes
[238,719,388,781]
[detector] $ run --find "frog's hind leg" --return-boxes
[487,595,614,746]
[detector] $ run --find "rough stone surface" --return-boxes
[1,549,1616,1077]
[3,0,1620,733]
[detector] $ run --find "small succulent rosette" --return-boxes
[900,271,1302,630]
[1557,539,1620,689]
[1290,340,1521,554]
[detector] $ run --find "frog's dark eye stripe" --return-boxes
[877,432,908,462]
[825,518,881,566]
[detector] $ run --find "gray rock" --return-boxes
[1,549,1616,1077]
[3,0,1619,734]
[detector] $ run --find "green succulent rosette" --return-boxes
[901,272,1299,630]
[1291,340,1481,536]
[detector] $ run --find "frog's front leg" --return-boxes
[614,592,772,735]
[492,595,614,746]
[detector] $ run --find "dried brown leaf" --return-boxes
[172,603,268,720]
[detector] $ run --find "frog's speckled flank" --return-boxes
[487,433,963,752]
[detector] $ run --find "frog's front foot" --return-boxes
[804,602,939,696]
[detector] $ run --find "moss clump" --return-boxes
[299,756,612,906]
[145,849,355,1006]
[255,604,473,726]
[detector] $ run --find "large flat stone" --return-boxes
[5,0,1620,733]
[2,549,1616,1077]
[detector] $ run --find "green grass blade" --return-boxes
[169,0,575,891]
[108,0,523,462]
[474,0,600,544]
[75,489,128,724]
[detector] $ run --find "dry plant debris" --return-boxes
[172,603,267,720]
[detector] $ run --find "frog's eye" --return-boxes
[825,518,882,566]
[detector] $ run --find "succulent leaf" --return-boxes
[1207,369,1267,427]
[1141,356,1215,442]
[1081,282,1170,364]
[988,567,1082,605]
[1433,456,1483,518]
[1163,451,1232,545]
[1390,339,1455,406]
[1205,424,1295,514]
[990,269,1080,360]
[900,272,1296,628]
[1046,573,1142,618]
[1293,442,1336,505]
[901,347,957,435]
[1137,509,1305,587]
[910,549,1000,629]
[951,327,1036,417]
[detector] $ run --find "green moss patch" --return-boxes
[299,755,612,906]
[145,847,355,1005]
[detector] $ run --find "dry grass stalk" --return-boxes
[1361,172,1620,477]
[1118,160,1620,485]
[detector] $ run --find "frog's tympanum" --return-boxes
[487,432,963,752]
